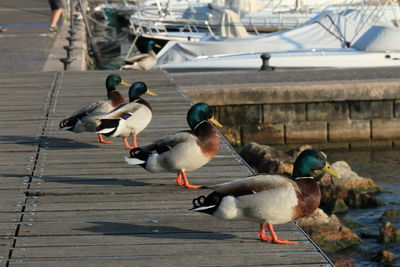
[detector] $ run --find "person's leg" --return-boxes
[48,0,64,30]
[50,8,64,28]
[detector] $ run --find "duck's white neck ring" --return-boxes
[193,120,208,131]
[294,177,314,180]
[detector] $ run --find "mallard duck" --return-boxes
[191,149,341,244]
[120,41,161,71]
[59,74,130,143]
[124,103,222,189]
[96,81,157,149]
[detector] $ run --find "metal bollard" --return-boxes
[60,0,77,70]
[260,53,275,71]
[60,57,74,70]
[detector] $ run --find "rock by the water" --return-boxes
[372,250,396,264]
[299,209,360,252]
[286,144,314,158]
[381,209,400,223]
[326,252,355,267]
[342,219,363,229]
[379,221,400,243]
[331,199,349,214]
[321,161,380,190]
[320,161,383,213]
[345,190,383,209]
[299,208,341,227]
[239,142,295,174]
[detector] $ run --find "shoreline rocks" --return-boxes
[239,142,297,174]
[299,209,361,253]
[379,221,400,244]
[320,161,383,213]
[381,209,400,223]
[371,250,396,264]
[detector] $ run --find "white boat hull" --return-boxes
[157,49,400,72]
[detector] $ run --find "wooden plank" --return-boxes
[9,252,328,266]
[10,260,330,267]
[16,231,306,247]
[0,212,21,224]
[16,216,299,237]
[11,242,318,259]
[0,242,11,263]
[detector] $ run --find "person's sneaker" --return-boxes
[0,26,7,33]
[49,26,58,32]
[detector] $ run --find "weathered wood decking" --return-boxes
[0,70,332,266]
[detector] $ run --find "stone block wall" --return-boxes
[181,70,400,148]
[213,100,400,147]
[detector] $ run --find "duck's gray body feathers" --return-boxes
[137,131,213,173]
[100,101,152,137]
[61,100,112,132]
[208,175,300,224]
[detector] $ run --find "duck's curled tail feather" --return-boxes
[124,147,152,166]
[59,118,77,131]
[190,192,222,214]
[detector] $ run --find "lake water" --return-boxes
[326,148,400,267]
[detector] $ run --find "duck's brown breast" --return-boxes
[109,91,126,107]
[194,122,221,159]
[292,178,321,220]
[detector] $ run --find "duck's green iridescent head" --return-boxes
[187,103,223,130]
[128,81,157,101]
[147,40,160,51]
[292,149,341,180]
[105,74,130,92]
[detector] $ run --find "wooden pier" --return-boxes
[0,70,332,266]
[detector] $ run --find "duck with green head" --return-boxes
[121,40,161,71]
[191,149,341,244]
[125,103,223,189]
[96,81,157,149]
[59,74,130,143]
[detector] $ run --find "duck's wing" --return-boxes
[63,101,105,120]
[140,131,194,153]
[102,102,142,119]
[59,101,107,129]
[125,54,150,63]
[207,174,297,197]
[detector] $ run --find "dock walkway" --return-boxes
[0,70,332,266]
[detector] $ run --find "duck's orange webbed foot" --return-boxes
[267,223,297,245]
[181,171,200,189]
[272,239,297,245]
[258,224,272,241]
[175,172,185,186]
[97,134,113,144]
[123,136,138,149]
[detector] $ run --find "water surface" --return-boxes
[326,148,400,267]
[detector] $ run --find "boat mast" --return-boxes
[295,0,303,11]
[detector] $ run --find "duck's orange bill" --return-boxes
[146,89,158,96]
[120,81,131,87]
[209,117,223,128]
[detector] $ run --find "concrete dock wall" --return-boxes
[213,98,400,147]
[178,69,400,147]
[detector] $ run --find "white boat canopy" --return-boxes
[156,8,400,65]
